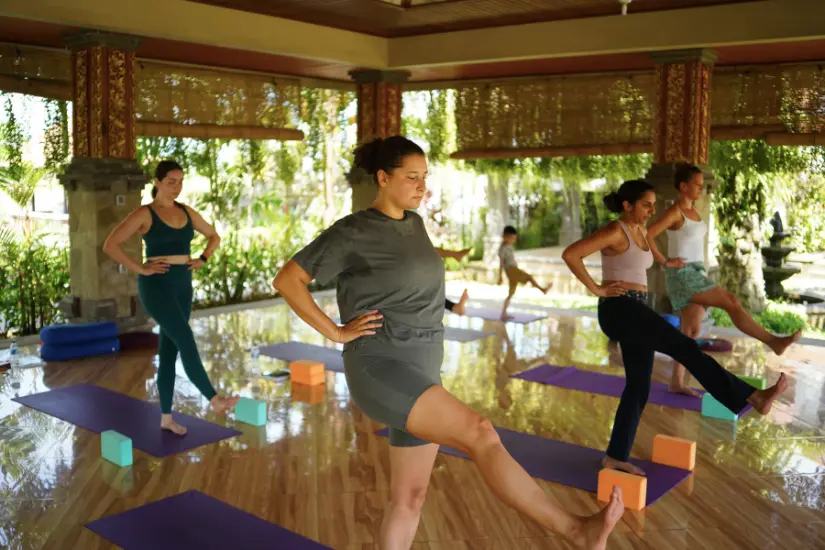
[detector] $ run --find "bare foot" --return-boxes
[571,486,624,550]
[501,313,514,321]
[542,283,553,295]
[453,289,470,316]
[161,414,187,436]
[668,384,701,398]
[210,394,239,414]
[771,330,802,356]
[602,456,646,476]
[747,372,789,415]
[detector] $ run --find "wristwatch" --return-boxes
[199,254,208,263]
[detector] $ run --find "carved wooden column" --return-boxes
[348,69,408,212]
[646,49,717,312]
[58,30,149,329]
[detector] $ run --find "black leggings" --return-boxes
[445,299,455,312]
[597,296,756,461]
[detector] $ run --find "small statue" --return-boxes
[770,211,784,234]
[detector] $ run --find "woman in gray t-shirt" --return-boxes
[273,136,622,549]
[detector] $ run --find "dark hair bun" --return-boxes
[603,193,622,213]
[352,136,425,184]
[353,138,383,174]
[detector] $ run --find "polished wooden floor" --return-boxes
[2,294,825,549]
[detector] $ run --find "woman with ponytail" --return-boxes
[274,136,624,550]
[562,180,788,476]
[103,160,238,435]
[646,164,800,397]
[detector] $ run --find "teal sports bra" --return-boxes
[142,203,194,257]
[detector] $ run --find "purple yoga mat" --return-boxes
[375,427,690,506]
[462,306,547,324]
[13,384,240,457]
[86,490,330,549]
[444,325,495,342]
[259,341,344,372]
[514,365,752,416]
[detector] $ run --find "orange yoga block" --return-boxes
[652,434,696,472]
[292,382,325,404]
[289,360,325,386]
[597,468,647,511]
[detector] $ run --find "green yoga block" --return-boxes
[236,397,266,427]
[737,375,767,390]
[701,393,738,421]
[101,430,132,467]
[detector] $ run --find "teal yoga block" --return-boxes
[101,430,132,467]
[701,393,738,421]
[236,397,266,427]
[737,375,767,390]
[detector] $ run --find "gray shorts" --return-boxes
[343,339,443,447]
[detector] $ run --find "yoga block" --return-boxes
[701,393,738,421]
[235,397,267,427]
[292,382,325,404]
[652,434,696,472]
[598,468,647,511]
[289,360,325,386]
[737,375,767,390]
[661,313,680,329]
[101,430,132,467]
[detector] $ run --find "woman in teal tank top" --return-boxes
[103,160,238,435]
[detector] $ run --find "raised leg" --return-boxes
[406,386,624,550]
[690,287,800,355]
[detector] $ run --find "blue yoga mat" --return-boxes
[376,426,691,506]
[13,384,240,457]
[86,490,331,549]
[259,341,344,372]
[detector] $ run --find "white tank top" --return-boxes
[667,211,707,263]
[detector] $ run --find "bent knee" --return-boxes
[391,484,429,512]
[463,416,502,452]
[722,291,742,311]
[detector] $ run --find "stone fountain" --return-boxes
[761,212,801,299]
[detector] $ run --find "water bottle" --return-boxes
[250,342,260,375]
[9,339,19,369]
[9,339,20,389]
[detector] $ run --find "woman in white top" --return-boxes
[647,164,800,396]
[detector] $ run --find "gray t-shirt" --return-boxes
[499,243,517,269]
[291,208,445,349]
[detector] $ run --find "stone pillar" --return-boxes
[645,49,717,312]
[348,69,408,213]
[58,30,150,329]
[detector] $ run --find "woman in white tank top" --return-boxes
[647,165,800,397]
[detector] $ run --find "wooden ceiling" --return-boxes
[2,9,824,85]
[187,0,760,38]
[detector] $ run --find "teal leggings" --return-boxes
[138,265,216,413]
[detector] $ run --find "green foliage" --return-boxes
[710,140,815,237]
[42,99,70,174]
[709,301,809,336]
[0,234,69,337]
[785,173,825,253]
[1,95,26,180]
[0,163,46,210]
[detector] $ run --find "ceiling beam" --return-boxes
[390,0,825,68]
[0,0,388,68]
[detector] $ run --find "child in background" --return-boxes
[498,226,551,320]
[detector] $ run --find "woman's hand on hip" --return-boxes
[334,310,383,344]
[187,258,205,271]
[140,260,169,276]
[664,257,687,269]
[596,282,627,298]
